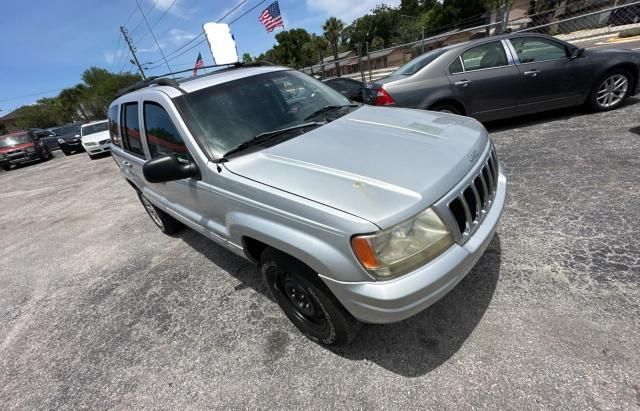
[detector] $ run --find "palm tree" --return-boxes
[322,17,344,77]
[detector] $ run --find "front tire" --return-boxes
[430,103,461,115]
[588,69,632,111]
[61,148,70,156]
[260,248,361,346]
[137,192,183,234]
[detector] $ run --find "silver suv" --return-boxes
[109,64,506,345]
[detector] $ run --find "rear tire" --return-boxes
[260,248,361,346]
[588,69,632,112]
[137,192,183,234]
[430,103,461,115]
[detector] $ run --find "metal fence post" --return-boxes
[366,41,372,82]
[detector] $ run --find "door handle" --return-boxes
[524,70,540,77]
[455,80,471,87]
[122,160,132,168]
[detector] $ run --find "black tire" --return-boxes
[260,248,361,346]
[88,153,97,160]
[1,165,10,171]
[588,69,633,112]
[430,103,461,115]
[137,192,183,234]
[61,149,70,156]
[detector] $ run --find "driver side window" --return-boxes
[510,37,568,63]
[143,102,188,159]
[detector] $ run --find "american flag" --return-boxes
[192,52,204,76]
[259,1,284,33]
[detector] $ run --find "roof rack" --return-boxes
[115,61,274,98]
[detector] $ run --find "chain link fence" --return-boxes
[302,0,640,82]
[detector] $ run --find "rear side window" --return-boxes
[449,57,464,74]
[120,103,144,157]
[460,42,508,71]
[143,102,187,159]
[108,106,121,146]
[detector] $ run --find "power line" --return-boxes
[228,0,267,25]
[217,0,249,23]
[130,0,162,35]
[135,0,172,73]
[135,0,176,42]
[0,88,66,103]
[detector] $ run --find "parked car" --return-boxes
[323,77,365,102]
[30,128,60,151]
[80,120,110,159]
[109,64,506,345]
[56,124,84,155]
[0,130,52,170]
[365,33,640,121]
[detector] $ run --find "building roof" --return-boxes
[0,110,18,122]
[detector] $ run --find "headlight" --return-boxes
[25,147,36,153]
[352,208,454,279]
[0,153,6,159]
[57,138,65,144]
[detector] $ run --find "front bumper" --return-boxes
[321,167,506,324]
[2,152,43,166]
[60,140,84,152]
[83,142,111,155]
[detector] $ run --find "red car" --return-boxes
[0,130,53,171]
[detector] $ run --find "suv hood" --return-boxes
[225,105,489,228]
[82,130,110,143]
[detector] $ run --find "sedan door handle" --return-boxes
[454,80,471,87]
[122,161,132,168]
[524,70,540,77]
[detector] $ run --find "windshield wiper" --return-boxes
[303,104,359,121]
[222,121,326,159]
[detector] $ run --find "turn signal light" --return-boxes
[351,237,379,269]
[373,87,395,106]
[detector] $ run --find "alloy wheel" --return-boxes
[140,195,164,228]
[596,74,628,108]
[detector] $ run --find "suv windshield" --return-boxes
[61,124,81,136]
[81,121,108,136]
[0,133,31,148]
[390,49,444,76]
[177,70,355,156]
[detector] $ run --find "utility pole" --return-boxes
[120,26,146,80]
[135,0,172,73]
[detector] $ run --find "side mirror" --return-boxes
[143,154,199,183]
[570,48,585,59]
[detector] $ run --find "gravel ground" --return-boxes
[1,101,639,409]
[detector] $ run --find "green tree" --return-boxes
[242,53,254,63]
[323,17,345,76]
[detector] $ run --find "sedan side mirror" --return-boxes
[143,154,199,183]
[570,47,585,59]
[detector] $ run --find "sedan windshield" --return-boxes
[177,70,355,156]
[81,121,108,136]
[0,133,31,148]
[391,49,444,76]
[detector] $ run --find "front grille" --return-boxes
[447,147,499,239]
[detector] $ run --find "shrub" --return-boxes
[619,28,640,38]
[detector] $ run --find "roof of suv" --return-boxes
[113,64,288,103]
[82,120,108,127]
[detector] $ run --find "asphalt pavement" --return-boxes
[1,101,639,409]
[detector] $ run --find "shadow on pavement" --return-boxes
[331,234,501,377]
[179,226,501,378]
[484,97,639,133]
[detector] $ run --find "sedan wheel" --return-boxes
[590,71,631,111]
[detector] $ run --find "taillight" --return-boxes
[373,87,395,106]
